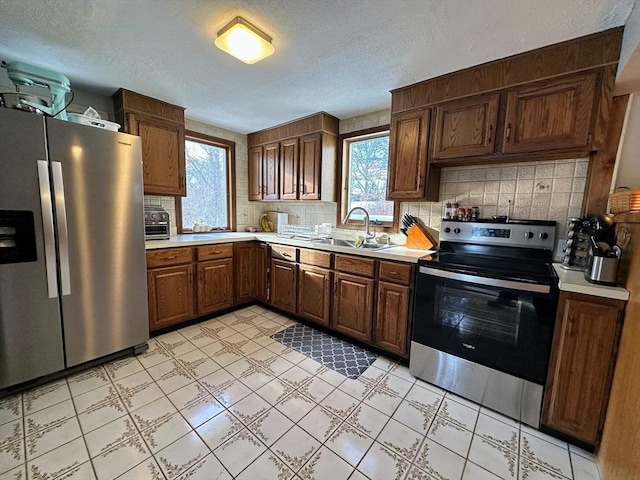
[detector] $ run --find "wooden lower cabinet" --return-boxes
[298,265,331,327]
[542,291,625,445]
[197,259,233,315]
[270,259,298,314]
[234,242,255,304]
[375,282,410,355]
[147,264,194,330]
[255,244,269,303]
[332,272,374,343]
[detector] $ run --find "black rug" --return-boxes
[271,323,377,379]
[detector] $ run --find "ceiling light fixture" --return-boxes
[214,16,275,64]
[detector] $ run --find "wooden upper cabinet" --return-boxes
[542,291,624,445]
[128,113,185,195]
[387,108,431,200]
[502,72,598,154]
[432,93,499,159]
[263,143,279,200]
[247,112,338,202]
[332,272,374,342]
[249,146,264,201]
[299,133,322,200]
[280,138,299,200]
[113,89,185,196]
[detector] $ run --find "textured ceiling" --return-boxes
[0,0,636,133]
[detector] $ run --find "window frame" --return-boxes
[337,125,399,232]
[176,130,236,234]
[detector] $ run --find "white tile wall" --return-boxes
[401,158,589,239]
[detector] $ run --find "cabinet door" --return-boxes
[263,143,279,200]
[270,259,297,314]
[299,133,321,200]
[503,72,597,154]
[128,112,185,196]
[197,259,233,315]
[298,265,331,327]
[147,265,194,331]
[255,244,269,303]
[280,138,299,200]
[332,272,374,342]
[387,108,430,200]
[234,243,254,305]
[542,292,623,444]
[432,93,499,159]
[375,282,410,356]
[249,146,263,201]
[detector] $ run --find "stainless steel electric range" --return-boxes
[410,218,558,428]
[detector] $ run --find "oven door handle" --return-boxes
[418,266,551,294]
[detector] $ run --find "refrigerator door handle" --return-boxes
[37,160,59,299]
[52,161,71,296]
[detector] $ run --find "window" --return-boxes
[340,128,396,228]
[179,131,235,232]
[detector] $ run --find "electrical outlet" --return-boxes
[555,237,567,261]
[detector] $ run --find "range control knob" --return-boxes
[539,232,549,240]
[444,227,451,233]
[524,231,534,239]
[454,228,461,234]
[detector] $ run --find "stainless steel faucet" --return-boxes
[342,207,376,244]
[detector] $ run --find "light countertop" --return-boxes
[145,233,434,263]
[553,264,629,301]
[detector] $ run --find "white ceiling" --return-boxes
[0,0,636,134]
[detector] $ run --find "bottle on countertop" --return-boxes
[452,202,459,220]
[444,202,452,219]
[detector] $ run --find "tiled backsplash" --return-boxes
[402,158,588,237]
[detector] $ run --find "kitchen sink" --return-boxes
[311,238,392,250]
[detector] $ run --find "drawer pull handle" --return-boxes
[282,252,291,257]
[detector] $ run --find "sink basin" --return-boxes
[311,238,392,250]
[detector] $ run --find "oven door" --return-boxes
[412,265,558,385]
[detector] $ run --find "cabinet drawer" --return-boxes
[334,254,375,277]
[299,248,332,268]
[379,261,413,285]
[146,247,193,268]
[271,245,297,262]
[197,244,233,261]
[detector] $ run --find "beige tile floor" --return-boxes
[0,305,601,480]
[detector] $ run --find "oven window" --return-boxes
[413,275,557,384]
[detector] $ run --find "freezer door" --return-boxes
[46,118,149,367]
[0,109,65,389]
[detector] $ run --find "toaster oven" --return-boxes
[144,205,170,240]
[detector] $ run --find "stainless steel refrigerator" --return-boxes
[0,107,149,389]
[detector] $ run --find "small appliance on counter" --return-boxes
[144,205,171,240]
[584,215,621,286]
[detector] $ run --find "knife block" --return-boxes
[406,224,435,250]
